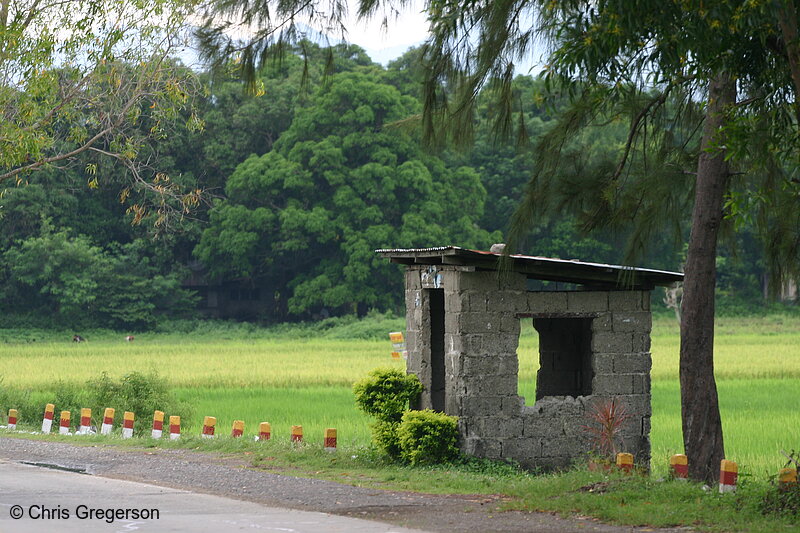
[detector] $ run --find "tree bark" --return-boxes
[679,73,735,484]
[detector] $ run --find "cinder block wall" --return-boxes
[404,265,652,470]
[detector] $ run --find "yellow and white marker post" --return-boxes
[389,332,407,360]
[59,411,71,435]
[152,410,164,439]
[202,416,216,438]
[291,425,303,443]
[669,454,689,480]
[258,422,271,441]
[779,468,798,491]
[121,411,135,439]
[616,453,634,474]
[169,416,181,440]
[100,408,115,435]
[719,460,738,493]
[8,409,17,430]
[78,408,92,435]
[41,403,55,433]
[324,428,337,452]
[231,420,244,438]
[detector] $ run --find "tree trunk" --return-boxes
[679,74,735,483]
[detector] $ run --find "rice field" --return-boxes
[0,315,798,476]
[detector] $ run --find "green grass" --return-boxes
[1,315,799,477]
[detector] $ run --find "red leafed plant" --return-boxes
[582,397,632,460]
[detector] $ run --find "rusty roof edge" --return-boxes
[375,246,683,282]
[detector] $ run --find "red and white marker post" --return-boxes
[152,410,164,439]
[202,416,216,438]
[7,409,17,430]
[291,425,303,443]
[669,454,689,480]
[59,411,71,435]
[258,422,271,441]
[121,411,135,439]
[324,428,337,452]
[41,403,55,433]
[719,460,738,493]
[231,420,244,438]
[78,408,92,435]
[101,408,115,435]
[616,453,634,474]
[169,415,181,440]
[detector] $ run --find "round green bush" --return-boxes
[397,409,460,465]
[352,368,422,422]
[371,420,402,458]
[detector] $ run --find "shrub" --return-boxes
[397,409,460,465]
[353,368,422,422]
[86,371,193,434]
[371,420,402,458]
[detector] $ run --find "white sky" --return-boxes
[340,0,430,50]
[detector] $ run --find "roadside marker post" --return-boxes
[8,409,17,430]
[59,411,71,435]
[122,411,135,439]
[719,460,738,493]
[42,403,55,433]
[389,332,407,360]
[169,416,181,440]
[101,408,115,435]
[258,422,271,441]
[152,411,164,439]
[78,408,92,435]
[779,468,798,491]
[669,454,689,480]
[231,420,244,438]
[324,428,337,451]
[291,425,303,443]
[616,453,634,474]
[202,416,216,438]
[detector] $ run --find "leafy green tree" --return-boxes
[196,71,497,316]
[0,225,196,329]
[0,0,203,227]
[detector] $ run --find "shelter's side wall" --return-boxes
[404,266,652,470]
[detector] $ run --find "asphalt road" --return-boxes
[0,461,427,533]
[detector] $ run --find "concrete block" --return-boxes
[567,291,609,312]
[612,394,652,416]
[642,291,651,310]
[591,313,613,332]
[499,272,528,291]
[632,333,652,352]
[467,291,488,312]
[632,374,650,394]
[405,270,422,290]
[522,416,564,438]
[591,332,633,353]
[460,396,503,417]
[608,290,643,311]
[502,437,541,460]
[459,312,505,334]
[443,290,463,313]
[501,395,524,417]
[527,291,568,314]
[453,271,499,291]
[500,315,521,334]
[612,312,652,333]
[592,373,634,395]
[487,291,527,312]
[465,335,482,354]
[478,374,519,394]
[613,353,652,374]
[592,353,614,374]
[462,437,502,459]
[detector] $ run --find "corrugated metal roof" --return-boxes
[375,245,682,289]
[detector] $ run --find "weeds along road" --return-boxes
[0,437,680,533]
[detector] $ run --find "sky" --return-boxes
[338,0,430,64]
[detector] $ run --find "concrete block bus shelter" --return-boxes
[377,246,683,470]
